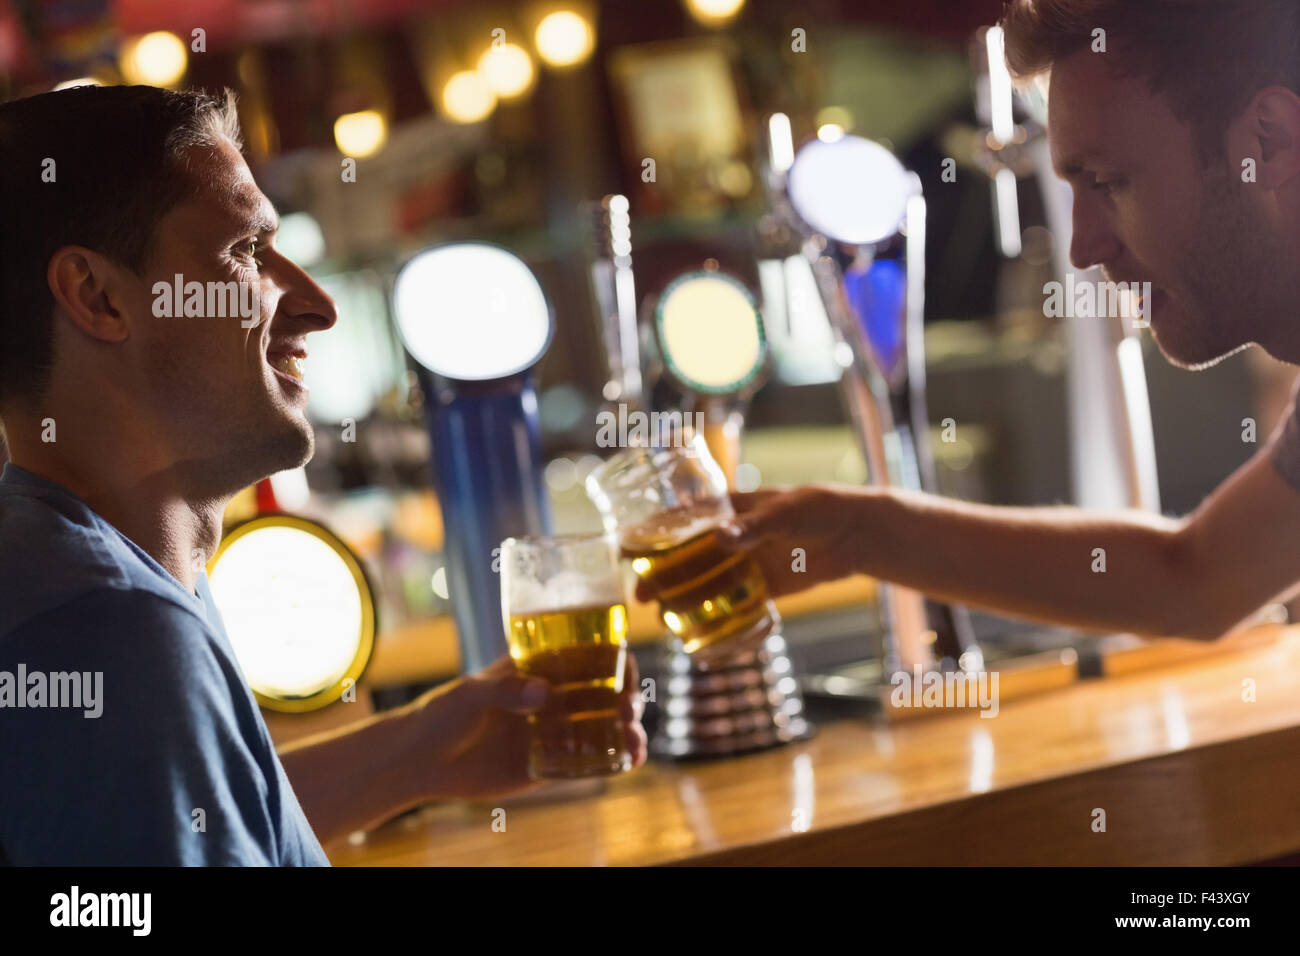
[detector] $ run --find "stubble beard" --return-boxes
[1159,163,1292,369]
[147,355,316,498]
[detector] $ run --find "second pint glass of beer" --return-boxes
[499,533,634,779]
[586,433,778,657]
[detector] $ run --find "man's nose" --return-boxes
[272,256,337,331]
[1068,192,1121,271]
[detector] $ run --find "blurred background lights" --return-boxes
[607,194,632,256]
[275,212,327,268]
[333,109,388,158]
[120,31,187,87]
[442,69,497,123]
[717,159,753,197]
[544,457,579,493]
[815,104,855,133]
[574,454,604,484]
[535,11,595,68]
[768,113,795,173]
[735,462,761,492]
[268,467,311,512]
[430,566,449,600]
[477,42,535,99]
[684,0,747,26]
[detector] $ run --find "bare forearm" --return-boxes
[276,703,428,847]
[851,487,1199,638]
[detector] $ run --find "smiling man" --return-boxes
[0,85,645,866]
[644,0,1300,644]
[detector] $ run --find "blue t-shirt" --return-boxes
[0,463,329,866]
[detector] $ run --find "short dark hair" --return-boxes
[1000,0,1300,162]
[0,84,242,408]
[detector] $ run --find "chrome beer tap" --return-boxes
[765,116,982,677]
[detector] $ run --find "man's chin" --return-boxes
[223,412,315,490]
[264,383,316,459]
[273,415,316,471]
[1149,317,1250,371]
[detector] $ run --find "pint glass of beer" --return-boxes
[499,533,633,779]
[586,434,778,657]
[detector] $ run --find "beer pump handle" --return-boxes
[589,195,643,412]
[886,381,981,669]
[809,254,937,675]
[901,190,982,669]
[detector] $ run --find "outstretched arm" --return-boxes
[707,447,1300,642]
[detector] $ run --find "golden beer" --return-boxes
[506,601,632,778]
[619,504,773,655]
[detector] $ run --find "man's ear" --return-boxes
[46,246,131,343]
[1242,85,1300,189]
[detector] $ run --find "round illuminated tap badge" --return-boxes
[655,270,766,395]
[391,242,554,381]
[787,134,911,245]
[208,515,376,712]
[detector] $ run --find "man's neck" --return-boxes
[7,429,232,594]
[85,485,228,594]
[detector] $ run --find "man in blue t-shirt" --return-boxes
[0,86,646,866]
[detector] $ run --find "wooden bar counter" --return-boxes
[324,625,1300,866]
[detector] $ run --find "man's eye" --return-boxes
[1095,177,1126,195]
[237,240,262,262]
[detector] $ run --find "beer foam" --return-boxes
[507,570,625,616]
[619,505,727,552]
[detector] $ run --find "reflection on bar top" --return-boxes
[327,625,1300,867]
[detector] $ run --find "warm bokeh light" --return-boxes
[333,110,388,158]
[535,11,595,68]
[684,0,746,25]
[120,31,188,87]
[477,42,535,99]
[815,104,854,133]
[441,70,497,123]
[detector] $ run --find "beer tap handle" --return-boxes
[902,188,983,669]
[588,194,644,412]
[811,251,936,675]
